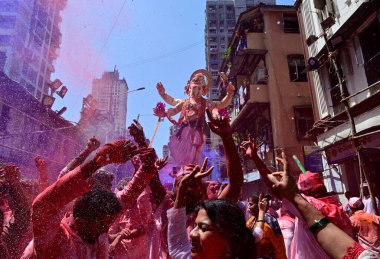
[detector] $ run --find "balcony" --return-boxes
[246,32,265,50]
[226,32,267,77]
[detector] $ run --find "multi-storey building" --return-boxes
[204,1,276,181]
[0,72,82,180]
[163,144,170,159]
[205,0,275,101]
[90,68,128,143]
[295,0,380,199]
[219,4,314,197]
[0,0,66,101]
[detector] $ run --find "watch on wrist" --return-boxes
[309,217,330,233]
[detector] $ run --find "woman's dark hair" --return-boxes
[198,199,256,259]
[73,188,122,221]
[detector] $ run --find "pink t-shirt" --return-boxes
[110,188,153,259]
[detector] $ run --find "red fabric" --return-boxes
[342,242,365,259]
[297,171,325,192]
[32,160,157,258]
[304,194,354,237]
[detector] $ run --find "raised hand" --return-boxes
[174,158,214,209]
[258,193,268,213]
[128,119,146,147]
[206,108,232,137]
[240,134,258,160]
[219,72,228,83]
[226,82,235,95]
[139,147,158,170]
[94,140,139,166]
[119,228,132,239]
[34,155,47,171]
[85,136,100,152]
[155,156,168,171]
[156,82,166,95]
[266,152,299,200]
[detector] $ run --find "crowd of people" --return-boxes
[0,109,380,259]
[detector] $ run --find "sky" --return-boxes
[53,0,294,156]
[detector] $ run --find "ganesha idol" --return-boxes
[156,69,235,167]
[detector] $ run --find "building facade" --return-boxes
[88,68,128,143]
[0,72,82,181]
[0,0,66,101]
[296,0,380,199]
[205,0,275,101]
[219,4,314,197]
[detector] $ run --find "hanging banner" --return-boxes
[324,130,380,164]
[303,146,324,172]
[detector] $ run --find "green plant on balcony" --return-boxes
[221,46,232,59]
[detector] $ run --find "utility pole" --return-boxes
[321,31,379,215]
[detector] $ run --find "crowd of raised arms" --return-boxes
[0,110,379,259]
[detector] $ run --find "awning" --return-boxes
[324,126,380,164]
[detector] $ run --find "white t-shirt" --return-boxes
[363,196,380,215]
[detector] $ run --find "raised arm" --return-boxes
[35,156,49,192]
[58,136,100,179]
[168,163,213,259]
[240,134,273,180]
[206,109,243,202]
[32,139,138,251]
[149,157,169,209]
[1,165,31,258]
[262,153,365,259]
[157,82,182,106]
[128,120,167,208]
[116,148,159,210]
[166,101,184,118]
[207,81,235,110]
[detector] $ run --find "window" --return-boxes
[327,64,344,113]
[287,55,307,82]
[209,28,216,34]
[22,61,29,76]
[0,35,11,46]
[208,13,217,20]
[283,13,299,33]
[359,18,380,88]
[209,20,217,27]
[0,1,18,12]
[38,75,44,89]
[226,5,233,12]
[0,15,16,29]
[227,13,234,19]
[227,20,235,28]
[293,106,314,139]
[208,5,216,12]
[211,71,219,77]
[28,68,38,84]
[0,51,6,70]
[210,63,218,70]
[0,105,10,134]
